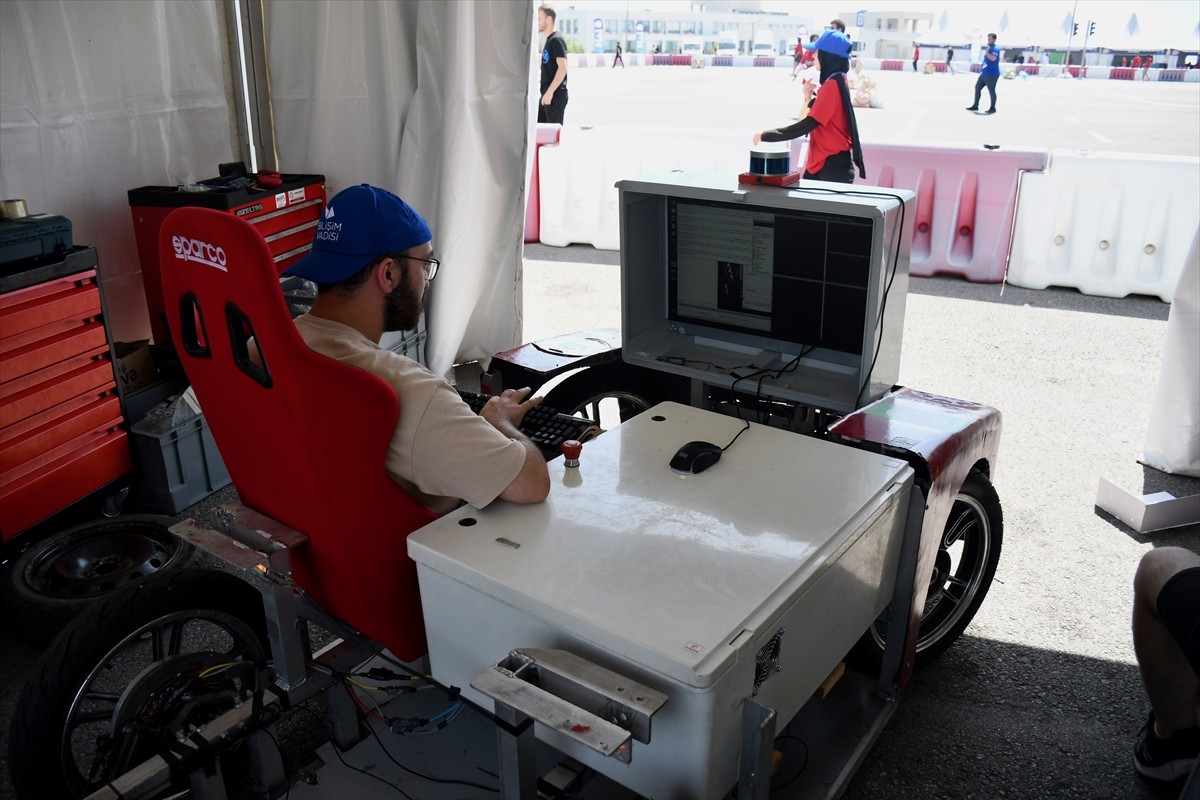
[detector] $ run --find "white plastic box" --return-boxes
[409,402,913,799]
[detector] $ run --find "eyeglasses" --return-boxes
[401,255,439,281]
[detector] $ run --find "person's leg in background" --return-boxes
[967,74,985,110]
[985,75,999,113]
[1132,547,1200,782]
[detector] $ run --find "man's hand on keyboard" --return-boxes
[481,387,544,437]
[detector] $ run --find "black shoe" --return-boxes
[1134,713,1200,782]
[985,108,997,114]
[966,106,978,111]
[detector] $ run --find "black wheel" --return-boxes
[543,362,667,431]
[8,568,269,800]
[856,470,1003,669]
[2,514,199,643]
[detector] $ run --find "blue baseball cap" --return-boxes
[286,184,431,284]
[804,30,852,58]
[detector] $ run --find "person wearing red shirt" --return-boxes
[752,30,865,183]
[1132,54,1143,69]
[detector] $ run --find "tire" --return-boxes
[543,362,668,431]
[2,514,199,643]
[8,567,269,800]
[855,470,1003,670]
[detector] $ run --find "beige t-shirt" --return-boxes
[294,314,526,516]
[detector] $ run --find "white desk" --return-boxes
[408,402,914,799]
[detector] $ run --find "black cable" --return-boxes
[362,708,500,794]
[768,184,908,407]
[769,733,810,793]
[297,704,417,800]
[258,727,291,800]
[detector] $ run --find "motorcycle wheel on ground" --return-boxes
[8,567,269,800]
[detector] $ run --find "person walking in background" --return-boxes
[1142,55,1152,80]
[946,46,956,75]
[792,36,804,79]
[753,30,866,184]
[1131,547,1200,783]
[966,32,1001,114]
[1132,54,1143,70]
[912,41,920,72]
[613,41,624,68]
[537,5,568,124]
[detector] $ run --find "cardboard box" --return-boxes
[114,340,158,394]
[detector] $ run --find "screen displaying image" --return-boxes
[668,198,872,355]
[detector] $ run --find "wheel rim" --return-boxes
[23,521,184,600]
[61,608,266,795]
[566,390,653,431]
[871,492,993,654]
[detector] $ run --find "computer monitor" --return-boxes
[619,171,914,413]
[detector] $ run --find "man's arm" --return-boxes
[986,47,998,62]
[481,388,551,503]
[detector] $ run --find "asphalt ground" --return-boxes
[3,66,1199,799]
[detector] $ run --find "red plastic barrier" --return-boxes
[881,60,904,71]
[1110,67,1135,80]
[861,143,1048,282]
[524,124,561,243]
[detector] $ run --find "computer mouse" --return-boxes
[669,440,723,474]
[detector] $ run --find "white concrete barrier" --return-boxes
[1008,150,1200,301]
[537,127,755,249]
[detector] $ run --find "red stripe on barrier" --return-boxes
[524,124,562,244]
[1110,67,1136,80]
[913,171,935,261]
[952,172,978,266]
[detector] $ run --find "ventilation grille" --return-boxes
[753,628,785,696]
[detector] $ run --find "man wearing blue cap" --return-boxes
[752,29,866,183]
[285,184,550,515]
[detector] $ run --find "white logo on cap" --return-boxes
[324,205,336,219]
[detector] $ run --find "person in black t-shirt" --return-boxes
[537,5,568,124]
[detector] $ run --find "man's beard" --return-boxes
[383,279,424,332]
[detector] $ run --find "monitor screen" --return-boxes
[668,197,873,355]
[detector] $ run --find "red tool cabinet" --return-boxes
[128,174,326,345]
[0,249,132,539]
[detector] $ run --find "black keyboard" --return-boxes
[457,390,600,460]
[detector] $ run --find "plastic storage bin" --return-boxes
[130,410,230,514]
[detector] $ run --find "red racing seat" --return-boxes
[158,207,436,661]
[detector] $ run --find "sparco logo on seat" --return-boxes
[172,236,228,271]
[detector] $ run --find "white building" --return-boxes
[839,9,935,60]
[552,1,815,55]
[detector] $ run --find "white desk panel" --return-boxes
[408,402,910,689]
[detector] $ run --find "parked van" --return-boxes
[682,37,704,56]
[717,31,738,56]
[752,35,775,57]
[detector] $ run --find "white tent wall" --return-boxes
[0,0,239,343]
[2,0,537,375]
[264,0,537,376]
